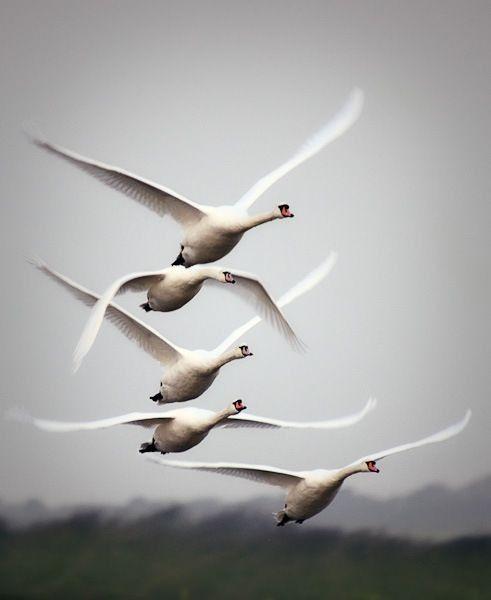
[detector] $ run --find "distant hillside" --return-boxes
[2,475,490,540]
[0,511,489,599]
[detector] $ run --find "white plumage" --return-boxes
[31,90,363,266]
[74,263,307,371]
[10,398,376,455]
[30,253,337,403]
[148,411,471,525]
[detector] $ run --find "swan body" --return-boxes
[11,398,377,455]
[144,266,206,312]
[30,253,337,402]
[156,348,242,404]
[148,410,471,525]
[76,262,303,368]
[31,90,363,266]
[178,205,250,266]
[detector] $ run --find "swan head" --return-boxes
[362,460,380,474]
[276,204,294,219]
[232,399,247,413]
[222,271,236,284]
[238,344,254,358]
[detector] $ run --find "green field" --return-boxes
[0,509,489,599]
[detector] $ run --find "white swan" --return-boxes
[10,398,376,455]
[31,89,363,266]
[148,410,471,525]
[31,253,337,402]
[75,263,305,370]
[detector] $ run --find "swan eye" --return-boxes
[223,271,235,284]
[366,461,379,473]
[239,345,252,357]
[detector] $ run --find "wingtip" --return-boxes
[21,122,47,146]
[26,255,46,270]
[71,356,81,375]
[461,409,472,427]
[324,251,339,272]
[345,88,365,121]
[4,406,31,424]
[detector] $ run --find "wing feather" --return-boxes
[205,268,304,352]
[31,136,206,225]
[353,410,472,466]
[29,258,183,369]
[8,408,174,432]
[75,269,168,370]
[221,398,377,430]
[212,252,337,355]
[147,457,303,489]
[235,89,364,210]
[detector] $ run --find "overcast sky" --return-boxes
[1,0,490,511]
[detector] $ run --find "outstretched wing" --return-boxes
[75,269,167,370]
[8,408,174,432]
[221,398,377,430]
[235,89,364,210]
[205,267,304,352]
[31,136,206,225]
[211,252,337,355]
[147,457,303,489]
[29,259,183,370]
[353,410,472,466]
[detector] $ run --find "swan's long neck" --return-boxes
[241,210,278,232]
[335,463,364,482]
[190,266,222,284]
[209,406,236,428]
[214,348,241,369]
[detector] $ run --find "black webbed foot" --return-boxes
[140,302,152,312]
[276,511,291,527]
[172,246,186,267]
[139,440,157,454]
[295,520,304,524]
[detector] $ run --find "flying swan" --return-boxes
[74,262,308,370]
[30,252,337,402]
[147,410,471,525]
[31,89,363,266]
[10,398,376,455]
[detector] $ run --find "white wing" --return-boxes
[29,259,183,370]
[147,456,303,489]
[75,269,168,371]
[235,89,364,210]
[8,408,174,432]
[30,135,206,225]
[212,252,337,355]
[205,267,304,352]
[352,410,472,466]
[221,398,377,430]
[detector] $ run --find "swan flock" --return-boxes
[19,89,471,526]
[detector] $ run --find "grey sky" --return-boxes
[1,0,490,509]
